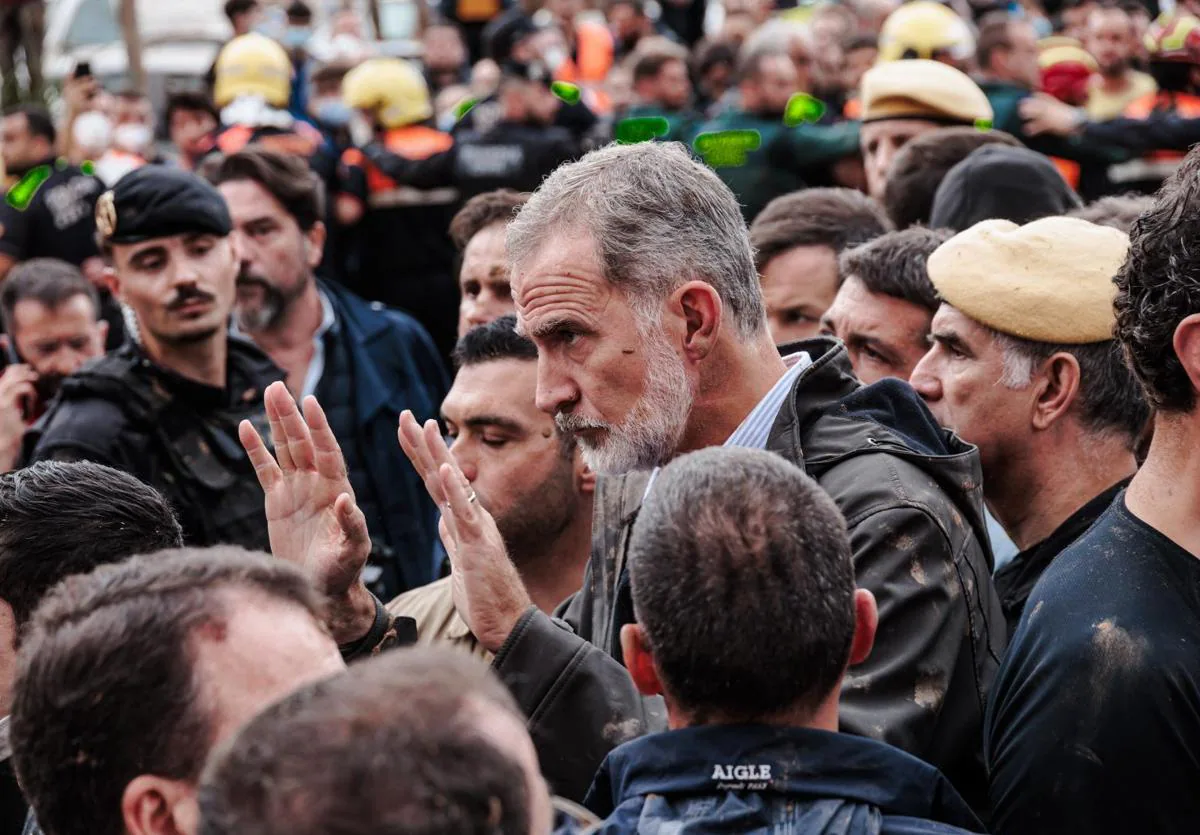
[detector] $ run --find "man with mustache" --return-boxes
[24,166,279,551]
[211,147,449,598]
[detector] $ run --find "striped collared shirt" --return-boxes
[723,352,812,450]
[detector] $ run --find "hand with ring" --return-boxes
[398,409,532,652]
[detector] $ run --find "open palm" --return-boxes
[239,382,370,599]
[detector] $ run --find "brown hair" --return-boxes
[448,189,530,250]
[209,146,325,231]
[199,649,531,835]
[749,188,891,273]
[0,258,99,335]
[883,126,1021,229]
[11,547,324,835]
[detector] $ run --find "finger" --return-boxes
[239,419,283,492]
[399,411,447,505]
[273,382,316,472]
[440,462,482,541]
[2,382,35,408]
[264,382,295,472]
[303,396,348,482]
[335,492,371,544]
[422,418,460,476]
[438,513,459,564]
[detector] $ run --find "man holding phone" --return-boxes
[0,258,106,472]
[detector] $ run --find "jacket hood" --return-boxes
[770,339,991,555]
[585,725,982,832]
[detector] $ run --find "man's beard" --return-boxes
[1102,57,1130,77]
[555,326,694,474]
[235,271,297,332]
[493,454,579,568]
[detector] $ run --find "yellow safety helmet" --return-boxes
[1144,14,1200,63]
[342,58,433,129]
[878,1,975,64]
[213,33,293,108]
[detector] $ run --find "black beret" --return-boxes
[95,165,232,245]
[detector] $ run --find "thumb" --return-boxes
[335,493,370,553]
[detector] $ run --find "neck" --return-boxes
[988,428,1136,550]
[1099,69,1131,91]
[143,331,229,388]
[249,280,323,353]
[1125,412,1200,557]
[669,692,839,732]
[514,500,593,614]
[677,332,789,453]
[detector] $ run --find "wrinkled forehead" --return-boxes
[512,234,615,326]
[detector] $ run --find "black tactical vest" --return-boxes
[27,342,278,552]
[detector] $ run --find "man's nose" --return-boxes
[909,354,942,402]
[535,358,579,417]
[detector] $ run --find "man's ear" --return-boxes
[102,265,120,299]
[96,319,110,345]
[672,280,722,363]
[848,588,878,667]
[304,220,327,270]
[620,623,663,698]
[122,775,197,835]
[1030,352,1082,432]
[1173,313,1200,400]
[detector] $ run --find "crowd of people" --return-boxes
[1,0,1200,832]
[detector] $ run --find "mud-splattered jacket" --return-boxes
[493,339,1007,808]
[585,725,985,834]
[986,494,1200,835]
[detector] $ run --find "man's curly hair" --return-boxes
[1114,147,1200,413]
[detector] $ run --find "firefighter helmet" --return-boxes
[342,58,433,129]
[213,33,293,109]
[878,1,975,64]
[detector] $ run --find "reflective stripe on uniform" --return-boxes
[367,186,459,208]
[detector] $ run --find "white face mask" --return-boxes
[113,122,153,153]
[72,111,113,153]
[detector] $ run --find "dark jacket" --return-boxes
[494,340,1006,808]
[318,280,450,593]
[585,725,985,834]
[24,338,281,551]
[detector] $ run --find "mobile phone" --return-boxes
[73,61,92,79]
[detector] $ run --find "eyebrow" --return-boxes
[463,415,524,433]
[930,329,970,355]
[526,316,578,341]
[129,245,168,263]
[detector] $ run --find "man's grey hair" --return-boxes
[506,142,767,340]
[990,327,1150,448]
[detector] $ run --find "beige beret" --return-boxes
[926,217,1130,344]
[861,59,993,125]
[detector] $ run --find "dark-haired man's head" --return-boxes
[632,49,692,111]
[11,546,344,835]
[166,93,219,166]
[977,14,1041,89]
[223,0,261,36]
[450,190,530,337]
[1115,148,1200,419]
[1087,6,1137,77]
[446,317,592,582]
[738,45,801,117]
[882,126,1021,229]
[749,188,891,344]
[199,649,553,835]
[822,227,948,384]
[0,461,183,712]
[622,447,877,728]
[211,148,325,333]
[0,259,107,399]
[1,107,56,176]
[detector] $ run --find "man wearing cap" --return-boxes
[984,144,1200,835]
[24,166,280,552]
[910,216,1148,637]
[859,59,994,202]
[928,143,1082,232]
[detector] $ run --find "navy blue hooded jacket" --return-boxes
[584,725,985,834]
